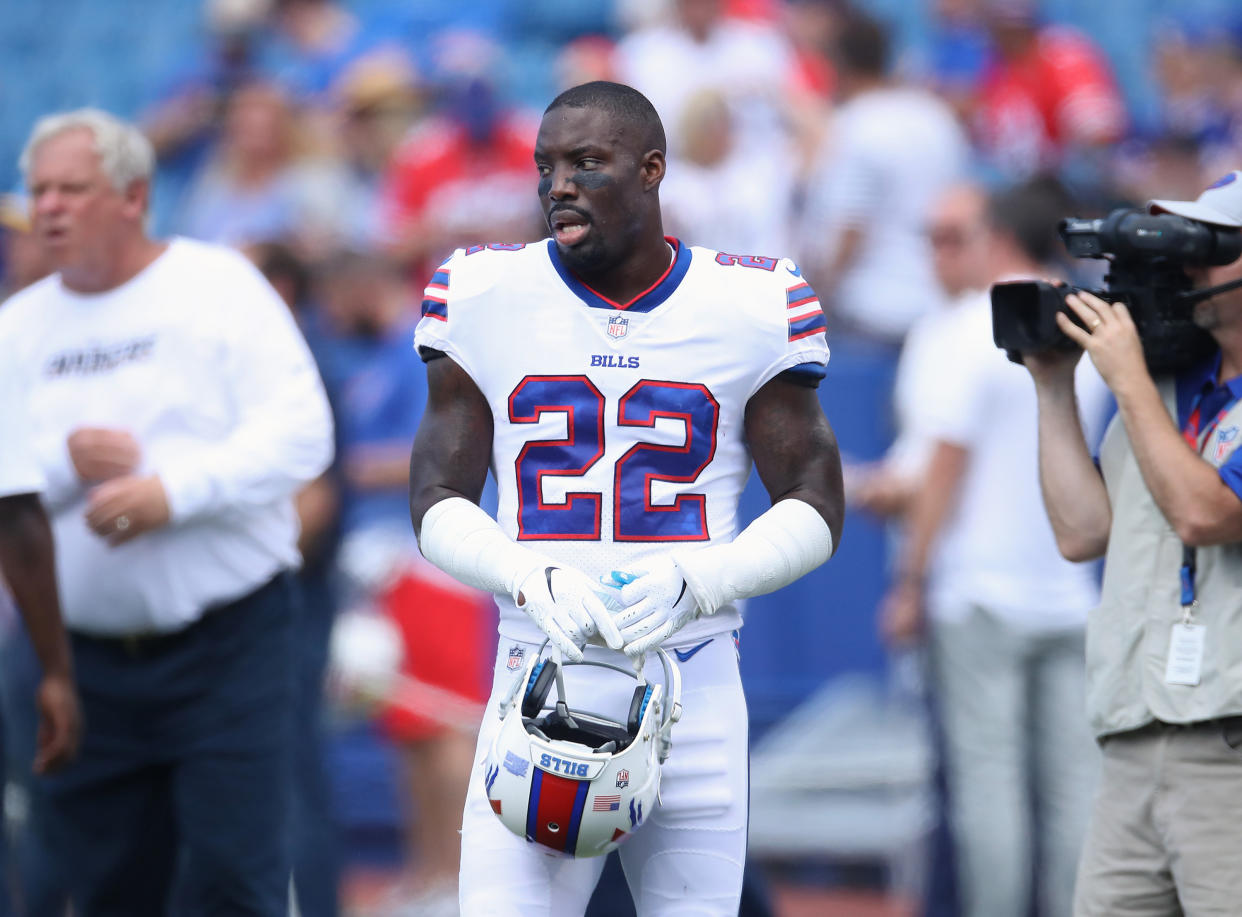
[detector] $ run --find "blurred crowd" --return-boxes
[3,0,1242,915]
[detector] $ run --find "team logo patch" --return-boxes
[507,645,525,671]
[1215,425,1239,461]
[615,769,630,789]
[504,751,529,777]
[607,314,629,338]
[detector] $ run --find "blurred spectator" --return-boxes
[328,48,425,248]
[142,0,271,162]
[613,0,802,159]
[850,183,993,519]
[973,0,1126,180]
[661,89,795,255]
[0,190,68,917]
[0,194,54,299]
[177,80,352,254]
[0,331,82,917]
[556,35,619,90]
[259,0,363,97]
[1151,20,1242,180]
[316,250,490,915]
[800,9,969,347]
[3,108,333,915]
[880,178,1107,917]
[923,0,991,122]
[1113,133,1206,214]
[379,37,542,276]
[249,240,344,917]
[781,0,842,100]
[139,0,273,232]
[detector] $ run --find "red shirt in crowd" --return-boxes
[975,26,1126,176]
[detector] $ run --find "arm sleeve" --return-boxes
[157,260,335,521]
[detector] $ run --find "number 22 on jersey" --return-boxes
[508,375,719,542]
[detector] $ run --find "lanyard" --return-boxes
[1181,396,1234,452]
[1178,383,1241,610]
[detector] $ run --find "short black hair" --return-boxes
[987,174,1076,265]
[544,81,667,155]
[832,11,891,78]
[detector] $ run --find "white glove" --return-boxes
[614,556,704,659]
[514,565,624,662]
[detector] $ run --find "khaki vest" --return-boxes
[1088,378,1242,737]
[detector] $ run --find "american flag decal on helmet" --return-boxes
[593,795,621,811]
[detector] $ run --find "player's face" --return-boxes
[535,106,658,274]
[27,128,136,270]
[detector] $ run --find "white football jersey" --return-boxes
[414,238,829,645]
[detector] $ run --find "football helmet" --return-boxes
[481,645,682,857]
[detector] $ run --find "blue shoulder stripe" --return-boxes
[788,311,827,341]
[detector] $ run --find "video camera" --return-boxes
[991,208,1242,374]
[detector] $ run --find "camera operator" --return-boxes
[1025,171,1242,916]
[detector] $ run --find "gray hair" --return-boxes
[19,108,155,191]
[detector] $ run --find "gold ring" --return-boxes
[115,515,131,532]
[1090,319,1101,330]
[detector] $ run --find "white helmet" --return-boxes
[481,646,682,858]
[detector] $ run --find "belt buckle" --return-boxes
[121,633,146,657]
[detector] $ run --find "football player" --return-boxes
[409,80,844,916]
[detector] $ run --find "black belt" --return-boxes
[70,573,285,659]
[1144,714,1242,749]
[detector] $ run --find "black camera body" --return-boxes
[991,209,1242,374]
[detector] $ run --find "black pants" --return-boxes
[36,574,296,917]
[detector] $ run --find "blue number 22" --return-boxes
[508,376,720,542]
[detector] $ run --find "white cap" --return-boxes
[1149,171,1242,227]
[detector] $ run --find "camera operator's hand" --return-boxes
[1023,347,1081,390]
[1056,291,1148,395]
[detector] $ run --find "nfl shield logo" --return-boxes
[616,769,630,789]
[506,645,525,671]
[607,315,629,339]
[1215,426,1239,462]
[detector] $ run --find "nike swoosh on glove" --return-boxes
[615,556,703,659]
[514,565,624,662]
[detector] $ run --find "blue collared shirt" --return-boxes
[1175,349,1242,499]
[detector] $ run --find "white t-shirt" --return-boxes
[921,290,1110,630]
[413,239,829,647]
[0,367,45,498]
[885,291,981,479]
[661,145,796,258]
[0,238,334,634]
[802,87,969,341]
[615,19,796,157]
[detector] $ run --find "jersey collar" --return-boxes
[546,236,692,313]
[1176,348,1242,428]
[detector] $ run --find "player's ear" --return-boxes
[639,149,665,191]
